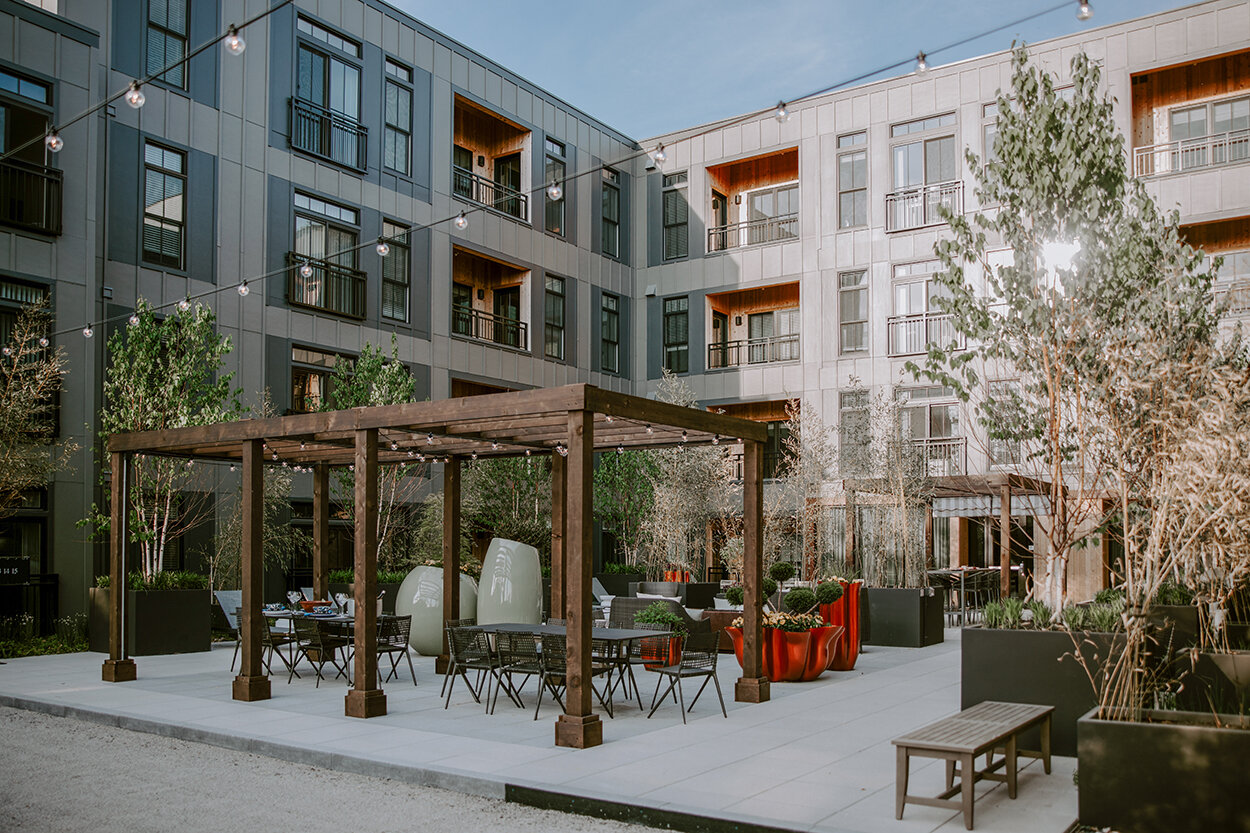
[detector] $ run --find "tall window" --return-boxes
[295,20,363,168]
[292,193,361,317]
[839,270,868,353]
[986,380,1022,466]
[601,167,620,257]
[142,142,185,269]
[545,138,566,235]
[663,296,689,373]
[290,346,346,413]
[838,132,867,228]
[452,281,472,336]
[544,275,565,360]
[839,390,869,475]
[747,308,799,362]
[982,102,1000,172]
[600,293,620,373]
[383,60,412,175]
[662,171,688,260]
[890,259,954,355]
[381,220,409,322]
[147,0,188,89]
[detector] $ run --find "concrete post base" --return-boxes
[735,675,771,703]
[555,713,603,748]
[345,688,387,718]
[101,659,136,682]
[232,674,271,702]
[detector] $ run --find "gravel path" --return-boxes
[0,706,648,833]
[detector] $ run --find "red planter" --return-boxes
[640,634,682,669]
[725,625,844,682]
[820,579,862,670]
[662,570,692,582]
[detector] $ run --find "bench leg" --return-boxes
[1041,715,1052,775]
[896,746,909,820]
[946,758,956,791]
[961,752,975,830]
[1006,734,1018,799]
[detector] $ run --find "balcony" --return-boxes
[289,98,367,171]
[0,159,62,236]
[452,165,528,221]
[707,213,798,252]
[452,305,528,351]
[285,253,367,319]
[913,437,966,476]
[885,181,962,232]
[1133,129,1250,178]
[707,333,800,369]
[729,451,786,481]
[887,312,963,356]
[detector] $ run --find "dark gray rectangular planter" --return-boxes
[1078,707,1250,833]
[961,627,1119,756]
[88,587,211,656]
[862,587,944,648]
[595,573,643,597]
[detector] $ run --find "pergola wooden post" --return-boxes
[735,439,770,703]
[555,408,601,748]
[101,451,136,682]
[312,463,330,600]
[346,428,386,718]
[550,449,567,619]
[999,482,1012,600]
[437,455,461,675]
[233,438,270,701]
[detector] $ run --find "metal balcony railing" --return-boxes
[885,180,962,232]
[887,312,963,356]
[285,253,367,319]
[1215,281,1250,317]
[707,213,798,252]
[707,333,800,369]
[289,98,367,171]
[451,304,528,350]
[913,437,966,476]
[729,451,786,481]
[0,159,62,236]
[452,165,528,221]
[1133,129,1250,178]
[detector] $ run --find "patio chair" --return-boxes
[438,618,478,697]
[260,614,301,678]
[533,633,568,720]
[616,622,666,709]
[647,632,727,724]
[491,631,542,713]
[546,617,567,626]
[443,625,499,711]
[213,590,242,671]
[290,617,350,687]
[376,615,416,686]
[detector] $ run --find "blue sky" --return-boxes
[394,0,1191,138]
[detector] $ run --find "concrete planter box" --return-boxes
[961,627,1119,756]
[862,587,943,648]
[88,587,211,656]
[595,573,643,598]
[1078,707,1250,833]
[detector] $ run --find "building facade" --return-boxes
[0,0,1247,616]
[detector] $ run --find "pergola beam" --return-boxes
[735,439,770,704]
[346,428,386,718]
[232,438,270,702]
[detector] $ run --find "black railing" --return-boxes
[885,180,962,232]
[707,333,800,369]
[289,98,367,171]
[452,165,528,221]
[729,451,786,480]
[286,253,367,319]
[0,159,62,236]
[452,304,528,350]
[707,213,798,252]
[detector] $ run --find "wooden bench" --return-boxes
[892,700,1053,830]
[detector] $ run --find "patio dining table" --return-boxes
[262,610,398,683]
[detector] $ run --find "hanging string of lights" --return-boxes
[15,0,1093,344]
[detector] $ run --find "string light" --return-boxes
[82,324,93,338]
[546,181,562,201]
[652,144,666,164]
[376,237,390,256]
[128,313,140,327]
[427,433,435,444]
[299,441,306,451]
[407,449,415,457]
[713,434,720,445]
[45,132,62,153]
[646,424,654,434]
[38,337,48,348]
[491,441,499,450]
[2,347,10,357]
[616,445,624,454]
[124,82,146,109]
[390,440,398,451]
[177,297,191,312]
[557,445,568,457]
[271,452,278,461]
[681,430,688,442]
[1076,1,1093,21]
[774,101,789,123]
[444,457,451,464]
[229,464,235,473]
[525,448,532,456]
[417,453,424,461]
[915,51,928,74]
[223,25,246,55]
[237,280,250,296]
[299,261,313,278]
[605,415,613,423]
[453,211,468,230]
[470,451,478,460]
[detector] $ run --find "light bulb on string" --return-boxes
[271,452,278,461]
[299,441,306,451]
[525,448,532,457]
[237,280,250,296]
[45,132,63,153]
[681,430,688,443]
[557,445,568,457]
[616,445,624,454]
[124,81,145,109]
[416,453,424,461]
[491,441,499,450]
[546,181,562,201]
[652,144,666,164]
[376,238,390,256]
[2,347,10,357]
[774,101,789,123]
[299,261,313,278]
[38,337,48,348]
[1076,1,1093,21]
[605,415,613,423]
[712,434,720,445]
[645,424,653,434]
[390,440,398,451]
[471,451,478,460]
[427,433,434,444]
[453,211,468,230]
[407,449,415,458]
[82,324,93,338]
[128,313,140,327]
[177,297,191,312]
[223,25,246,55]
[915,51,928,74]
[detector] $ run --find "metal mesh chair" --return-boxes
[260,615,300,678]
[492,631,542,713]
[533,633,567,720]
[376,615,416,686]
[647,631,726,724]
[619,622,666,709]
[546,617,567,626]
[290,617,350,687]
[443,626,499,711]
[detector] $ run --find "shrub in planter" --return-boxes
[724,611,843,682]
[89,572,211,656]
[783,587,817,614]
[768,561,796,584]
[634,601,687,667]
[814,581,844,606]
[724,585,744,607]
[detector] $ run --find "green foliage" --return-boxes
[1001,597,1025,628]
[814,580,844,605]
[1061,604,1088,631]
[1025,600,1054,628]
[766,611,825,632]
[983,600,1006,629]
[599,562,643,575]
[0,613,34,640]
[1084,602,1124,633]
[0,634,87,658]
[1094,587,1125,605]
[634,601,688,635]
[409,493,472,565]
[594,449,659,567]
[762,577,778,598]
[724,586,744,606]
[769,561,797,583]
[463,456,552,564]
[783,587,817,614]
[377,570,408,584]
[327,569,354,584]
[1155,581,1194,606]
[96,571,207,591]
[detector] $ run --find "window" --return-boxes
[839,270,868,353]
[297,16,361,58]
[601,167,620,257]
[290,346,346,413]
[142,142,185,269]
[452,282,472,336]
[898,386,960,442]
[663,296,689,373]
[383,61,412,175]
[545,138,566,235]
[982,102,1000,172]
[381,220,409,322]
[292,193,362,317]
[763,421,790,479]
[147,0,188,89]
[744,183,798,244]
[890,259,955,355]
[838,135,867,228]
[1170,95,1250,169]
[986,380,1022,466]
[747,308,799,362]
[662,171,688,260]
[1213,250,1250,316]
[0,68,49,105]
[294,23,363,169]
[297,44,360,118]
[839,390,869,475]
[544,275,565,360]
[600,293,620,373]
[891,112,956,137]
[889,119,959,231]
[893,135,956,190]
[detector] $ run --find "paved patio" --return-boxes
[0,628,1077,833]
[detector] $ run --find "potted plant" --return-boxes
[633,601,687,668]
[724,610,842,683]
[595,561,645,598]
[88,571,212,655]
[815,578,865,671]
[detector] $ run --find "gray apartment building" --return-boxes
[0,0,1247,619]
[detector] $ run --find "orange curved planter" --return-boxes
[820,579,862,671]
[725,625,844,682]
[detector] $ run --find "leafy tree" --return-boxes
[778,398,837,580]
[463,456,552,564]
[593,449,659,569]
[0,299,75,517]
[86,299,242,580]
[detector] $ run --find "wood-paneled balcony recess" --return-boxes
[451,246,529,351]
[1130,49,1250,178]
[1181,217,1250,318]
[706,148,798,252]
[706,282,799,369]
[453,95,530,221]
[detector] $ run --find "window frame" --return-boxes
[838,269,868,354]
[382,59,413,176]
[146,0,189,91]
[141,140,187,271]
[600,292,620,374]
[662,171,689,260]
[290,345,352,414]
[601,167,621,258]
[380,219,410,323]
[545,137,566,236]
[662,295,690,373]
[543,275,566,361]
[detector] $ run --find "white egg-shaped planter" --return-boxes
[394,565,478,655]
[477,538,543,626]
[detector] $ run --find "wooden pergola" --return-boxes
[100,384,772,748]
